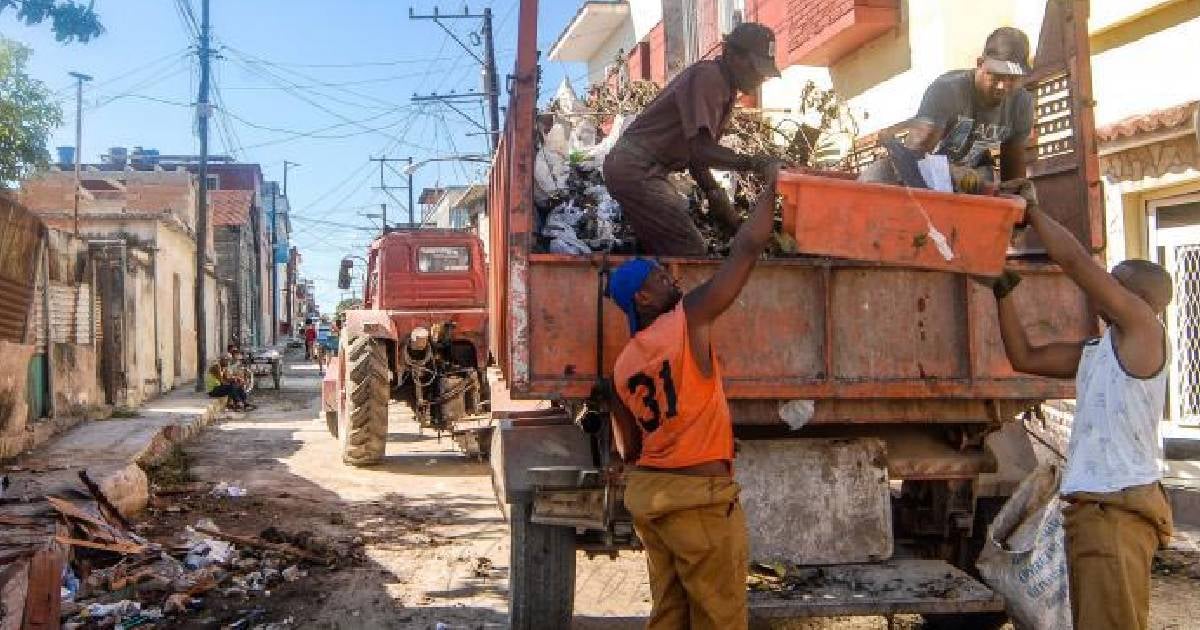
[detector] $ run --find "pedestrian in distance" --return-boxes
[603,22,783,256]
[206,354,256,412]
[988,180,1174,630]
[304,321,317,360]
[607,160,783,630]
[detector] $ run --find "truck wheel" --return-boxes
[324,410,338,438]
[509,499,575,629]
[340,335,389,466]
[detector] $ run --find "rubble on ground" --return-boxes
[531,78,857,257]
[28,476,363,629]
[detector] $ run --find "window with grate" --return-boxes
[1173,244,1200,421]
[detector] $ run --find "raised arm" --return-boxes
[682,163,779,375]
[995,278,1083,378]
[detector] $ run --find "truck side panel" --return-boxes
[521,256,1089,402]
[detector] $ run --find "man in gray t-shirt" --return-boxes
[862,27,1034,188]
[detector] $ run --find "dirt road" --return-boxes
[135,352,1199,629]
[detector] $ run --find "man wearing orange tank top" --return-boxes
[606,161,782,630]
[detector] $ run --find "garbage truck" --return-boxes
[487,0,1102,626]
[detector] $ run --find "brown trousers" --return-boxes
[624,471,749,630]
[603,144,707,256]
[1063,482,1174,630]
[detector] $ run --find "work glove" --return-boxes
[992,269,1022,300]
[950,165,984,194]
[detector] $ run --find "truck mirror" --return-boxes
[338,259,353,290]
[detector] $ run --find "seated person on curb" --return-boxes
[987,181,1173,630]
[603,22,782,256]
[606,161,782,630]
[206,354,255,411]
[861,27,1033,192]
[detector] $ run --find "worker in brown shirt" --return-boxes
[603,22,784,256]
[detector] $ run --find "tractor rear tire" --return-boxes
[509,498,575,629]
[339,335,389,466]
[324,410,338,438]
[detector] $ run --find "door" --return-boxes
[173,273,182,379]
[1149,193,1200,426]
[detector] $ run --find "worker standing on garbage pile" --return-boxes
[988,181,1173,630]
[861,27,1034,192]
[605,163,781,629]
[603,22,784,256]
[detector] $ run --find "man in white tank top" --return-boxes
[990,181,1174,630]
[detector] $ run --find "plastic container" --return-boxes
[778,172,1025,276]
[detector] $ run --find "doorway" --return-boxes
[1149,193,1200,427]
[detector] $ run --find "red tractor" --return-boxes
[322,229,489,465]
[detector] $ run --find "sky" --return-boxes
[0,0,587,312]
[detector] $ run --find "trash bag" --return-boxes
[976,464,1072,630]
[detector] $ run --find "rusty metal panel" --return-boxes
[830,269,968,380]
[521,256,1081,403]
[0,196,44,344]
[736,439,892,565]
[1024,0,1103,251]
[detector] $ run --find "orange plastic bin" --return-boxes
[778,172,1026,276]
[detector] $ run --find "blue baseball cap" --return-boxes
[607,258,659,335]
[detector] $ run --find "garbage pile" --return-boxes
[48,481,354,629]
[531,77,859,257]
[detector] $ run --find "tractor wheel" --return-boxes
[509,498,575,629]
[339,335,389,466]
[324,410,338,438]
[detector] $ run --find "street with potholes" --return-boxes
[129,351,1200,629]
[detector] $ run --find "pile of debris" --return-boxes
[531,77,859,257]
[0,469,356,629]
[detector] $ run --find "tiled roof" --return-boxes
[1097,101,1198,143]
[210,189,254,226]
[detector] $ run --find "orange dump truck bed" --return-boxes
[487,0,1103,424]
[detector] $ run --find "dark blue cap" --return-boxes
[606,258,659,335]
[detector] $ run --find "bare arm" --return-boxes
[902,120,942,154]
[1023,204,1164,376]
[689,163,720,193]
[609,396,642,464]
[999,138,1027,181]
[688,129,756,171]
[683,163,779,374]
[996,291,1083,378]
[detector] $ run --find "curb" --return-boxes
[97,397,226,518]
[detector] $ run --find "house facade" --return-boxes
[19,165,226,406]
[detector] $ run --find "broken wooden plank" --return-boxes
[20,544,63,630]
[52,535,146,555]
[193,527,324,563]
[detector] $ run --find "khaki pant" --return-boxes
[1063,483,1173,630]
[623,471,749,630]
[603,144,707,256]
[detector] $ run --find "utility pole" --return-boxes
[407,157,415,225]
[193,0,212,392]
[369,156,412,228]
[409,5,500,152]
[282,160,299,197]
[68,71,92,237]
[380,203,387,235]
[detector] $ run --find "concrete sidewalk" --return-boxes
[2,384,224,517]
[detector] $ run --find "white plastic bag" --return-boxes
[976,464,1072,630]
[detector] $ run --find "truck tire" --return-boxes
[324,410,338,438]
[340,335,389,466]
[509,498,575,629]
